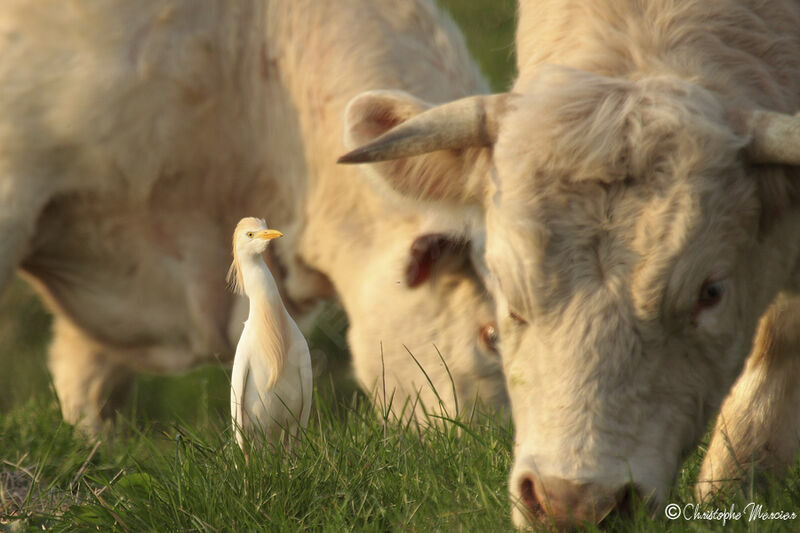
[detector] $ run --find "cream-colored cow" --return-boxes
[340,0,800,527]
[0,0,506,433]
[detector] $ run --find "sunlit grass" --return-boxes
[2,388,517,532]
[5,388,800,532]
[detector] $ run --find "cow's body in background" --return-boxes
[267,0,506,420]
[0,0,506,432]
[338,0,800,527]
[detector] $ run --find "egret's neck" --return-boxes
[240,254,282,315]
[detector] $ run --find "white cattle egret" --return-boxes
[228,217,312,450]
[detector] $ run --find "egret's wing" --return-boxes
[230,344,251,449]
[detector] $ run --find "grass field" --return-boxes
[3,1,800,532]
[5,384,800,532]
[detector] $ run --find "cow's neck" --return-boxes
[260,0,491,311]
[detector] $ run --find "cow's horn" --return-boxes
[744,109,800,166]
[338,93,513,164]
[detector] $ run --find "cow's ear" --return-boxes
[404,233,470,288]
[341,90,493,206]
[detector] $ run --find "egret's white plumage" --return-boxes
[228,217,312,449]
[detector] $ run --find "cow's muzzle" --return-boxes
[514,472,642,528]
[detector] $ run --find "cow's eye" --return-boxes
[479,323,500,353]
[509,310,528,325]
[697,279,724,310]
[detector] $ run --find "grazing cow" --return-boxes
[339,0,800,527]
[0,0,506,433]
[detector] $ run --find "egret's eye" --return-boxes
[509,310,528,325]
[479,322,500,354]
[697,278,725,310]
[246,232,254,238]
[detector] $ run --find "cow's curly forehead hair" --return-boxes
[488,66,763,319]
[497,65,748,193]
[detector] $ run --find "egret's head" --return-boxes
[228,217,283,294]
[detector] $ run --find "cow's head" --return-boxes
[339,67,800,527]
[345,229,508,422]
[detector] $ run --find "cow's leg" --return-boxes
[48,315,133,435]
[696,294,800,501]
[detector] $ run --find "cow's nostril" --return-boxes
[515,474,643,527]
[519,475,543,517]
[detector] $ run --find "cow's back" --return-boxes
[515,0,800,110]
[0,1,287,368]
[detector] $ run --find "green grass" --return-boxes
[2,388,516,532]
[438,0,518,91]
[5,390,800,532]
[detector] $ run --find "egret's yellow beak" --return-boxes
[256,229,283,240]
